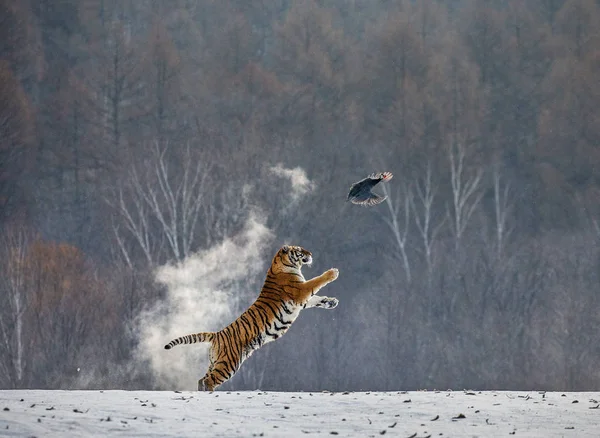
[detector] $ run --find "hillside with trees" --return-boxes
[1,0,600,391]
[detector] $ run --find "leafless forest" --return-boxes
[1,0,600,392]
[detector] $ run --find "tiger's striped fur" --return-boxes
[164,245,339,391]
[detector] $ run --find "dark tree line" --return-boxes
[1,0,600,391]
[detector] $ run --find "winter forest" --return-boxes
[1,0,600,392]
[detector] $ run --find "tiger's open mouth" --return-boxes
[302,255,313,266]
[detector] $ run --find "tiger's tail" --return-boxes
[164,332,215,350]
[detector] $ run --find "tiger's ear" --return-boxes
[282,245,290,254]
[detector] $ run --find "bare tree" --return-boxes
[380,182,412,283]
[108,141,213,267]
[0,225,32,388]
[492,161,513,258]
[411,162,445,280]
[447,141,483,251]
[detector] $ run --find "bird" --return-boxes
[347,172,393,206]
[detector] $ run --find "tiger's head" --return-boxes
[277,245,313,271]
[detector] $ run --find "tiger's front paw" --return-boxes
[326,268,339,282]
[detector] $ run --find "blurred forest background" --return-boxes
[2,0,600,392]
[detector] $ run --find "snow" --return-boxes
[1,390,599,437]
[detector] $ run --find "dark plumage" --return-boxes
[347,172,393,206]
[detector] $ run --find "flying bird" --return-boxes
[347,172,393,206]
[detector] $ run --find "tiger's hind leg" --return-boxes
[198,361,219,391]
[305,295,339,309]
[198,344,218,391]
[198,375,214,391]
[198,345,242,391]
[198,361,241,391]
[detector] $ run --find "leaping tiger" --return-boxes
[164,245,340,391]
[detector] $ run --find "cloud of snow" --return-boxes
[269,163,316,203]
[133,211,274,390]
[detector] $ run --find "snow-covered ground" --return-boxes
[1,389,598,437]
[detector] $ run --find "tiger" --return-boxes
[164,245,340,391]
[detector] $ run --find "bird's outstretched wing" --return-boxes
[350,193,387,206]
